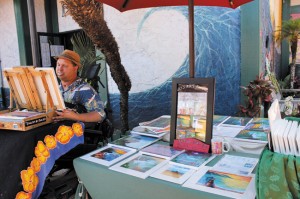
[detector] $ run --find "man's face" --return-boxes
[56,58,79,82]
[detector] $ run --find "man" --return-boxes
[53,49,106,123]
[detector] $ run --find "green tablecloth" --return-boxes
[74,151,259,199]
[256,148,300,199]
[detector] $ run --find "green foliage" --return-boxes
[239,75,274,117]
[278,19,300,43]
[278,75,290,89]
[71,31,103,78]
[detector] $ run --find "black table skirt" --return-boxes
[0,121,72,199]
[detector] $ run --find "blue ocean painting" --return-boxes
[197,170,252,194]
[91,146,129,161]
[121,154,164,172]
[162,165,191,178]
[171,151,212,167]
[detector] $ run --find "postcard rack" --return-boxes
[0,66,65,131]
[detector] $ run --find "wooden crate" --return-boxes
[0,66,65,131]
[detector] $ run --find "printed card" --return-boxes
[80,145,136,166]
[150,164,195,184]
[110,153,168,179]
[183,166,256,199]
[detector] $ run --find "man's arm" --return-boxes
[53,109,102,123]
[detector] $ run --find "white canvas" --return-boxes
[182,166,256,199]
[282,120,292,155]
[288,121,298,155]
[109,153,168,179]
[80,145,136,167]
[150,164,195,184]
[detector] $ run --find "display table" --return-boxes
[0,121,83,199]
[74,151,259,199]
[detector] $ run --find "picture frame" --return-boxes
[182,166,256,199]
[109,153,168,179]
[150,163,196,184]
[80,145,136,167]
[170,77,215,146]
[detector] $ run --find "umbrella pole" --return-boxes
[189,0,195,78]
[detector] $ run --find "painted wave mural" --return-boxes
[109,6,241,128]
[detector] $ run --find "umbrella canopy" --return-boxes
[96,0,253,77]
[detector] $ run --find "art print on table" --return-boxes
[150,164,195,184]
[183,166,256,199]
[139,115,171,129]
[110,153,167,179]
[130,126,168,138]
[221,117,252,127]
[170,78,215,146]
[140,142,184,159]
[244,123,270,132]
[234,130,268,143]
[109,134,160,150]
[213,115,230,127]
[80,145,136,166]
[170,150,215,169]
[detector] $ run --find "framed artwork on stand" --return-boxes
[170,78,215,147]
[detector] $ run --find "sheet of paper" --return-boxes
[213,126,244,137]
[212,154,258,176]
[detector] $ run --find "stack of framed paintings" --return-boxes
[140,142,184,159]
[109,134,161,150]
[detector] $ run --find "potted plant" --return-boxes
[239,75,274,117]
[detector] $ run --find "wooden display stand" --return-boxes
[0,66,65,131]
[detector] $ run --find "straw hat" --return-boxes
[54,50,81,67]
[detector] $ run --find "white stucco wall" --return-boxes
[35,0,47,32]
[56,0,80,32]
[0,0,20,87]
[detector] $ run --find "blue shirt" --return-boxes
[59,78,106,121]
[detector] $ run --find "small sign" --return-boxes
[173,138,210,153]
[25,117,47,127]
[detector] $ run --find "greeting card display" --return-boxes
[170,78,215,146]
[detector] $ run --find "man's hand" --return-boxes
[53,109,78,122]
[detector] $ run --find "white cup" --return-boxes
[211,137,231,154]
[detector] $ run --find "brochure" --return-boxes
[140,142,184,159]
[109,153,168,179]
[170,150,215,169]
[183,166,255,199]
[212,154,258,176]
[109,134,161,150]
[213,115,230,127]
[234,130,268,143]
[150,164,195,184]
[139,115,171,129]
[80,145,136,167]
[221,117,252,127]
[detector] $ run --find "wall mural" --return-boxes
[104,6,241,128]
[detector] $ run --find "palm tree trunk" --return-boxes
[61,0,131,132]
[291,40,297,89]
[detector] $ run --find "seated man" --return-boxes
[53,49,106,123]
